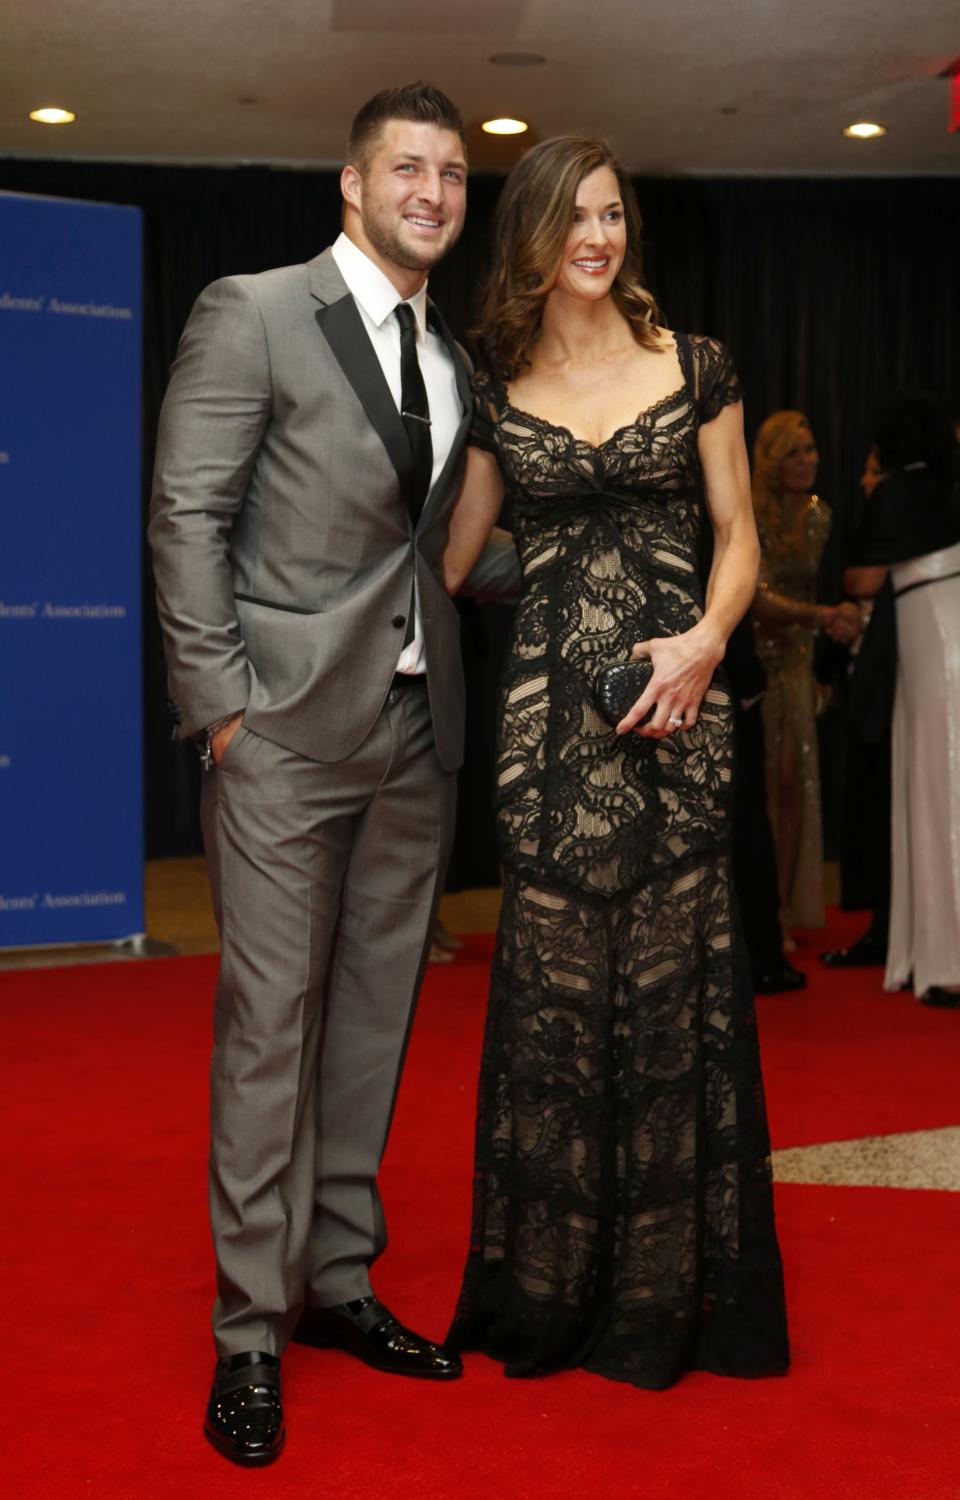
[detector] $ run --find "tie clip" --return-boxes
[401,411,432,425]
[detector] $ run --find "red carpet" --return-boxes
[3,910,960,1498]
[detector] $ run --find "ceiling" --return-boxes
[2,0,958,175]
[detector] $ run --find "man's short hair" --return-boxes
[347,82,466,169]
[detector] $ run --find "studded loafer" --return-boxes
[293,1296,463,1380]
[204,1350,285,1466]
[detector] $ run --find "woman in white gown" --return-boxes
[846,393,960,1007]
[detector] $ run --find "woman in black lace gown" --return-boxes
[442,137,789,1390]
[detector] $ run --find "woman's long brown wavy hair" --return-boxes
[474,135,662,381]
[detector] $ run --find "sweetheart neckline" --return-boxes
[501,385,691,452]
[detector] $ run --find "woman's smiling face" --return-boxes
[552,165,627,302]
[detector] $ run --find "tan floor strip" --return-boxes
[772,1127,960,1192]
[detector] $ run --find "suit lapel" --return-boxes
[308,251,473,532]
[312,272,416,524]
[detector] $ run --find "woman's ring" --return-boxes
[668,715,684,728]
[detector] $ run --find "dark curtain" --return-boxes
[2,159,957,869]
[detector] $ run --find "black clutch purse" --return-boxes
[594,658,655,728]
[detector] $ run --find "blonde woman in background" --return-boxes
[751,412,860,937]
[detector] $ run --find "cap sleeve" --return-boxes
[468,367,504,455]
[693,336,744,425]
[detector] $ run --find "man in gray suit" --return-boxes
[149,82,516,1466]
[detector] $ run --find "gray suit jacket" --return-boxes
[149,249,517,772]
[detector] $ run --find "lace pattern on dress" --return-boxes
[447,333,788,1388]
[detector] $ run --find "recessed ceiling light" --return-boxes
[489,52,546,67]
[29,107,76,125]
[842,121,887,139]
[482,118,528,136]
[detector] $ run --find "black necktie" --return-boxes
[395,302,433,524]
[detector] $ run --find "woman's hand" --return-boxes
[614,399,756,739]
[616,624,725,738]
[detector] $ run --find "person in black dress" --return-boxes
[821,450,895,968]
[441,136,788,1389]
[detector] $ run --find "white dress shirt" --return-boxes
[331,232,463,675]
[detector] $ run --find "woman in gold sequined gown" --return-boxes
[440,137,788,1391]
[751,413,860,932]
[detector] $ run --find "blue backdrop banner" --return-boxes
[0,190,144,948]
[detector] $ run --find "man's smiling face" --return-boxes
[342,119,467,284]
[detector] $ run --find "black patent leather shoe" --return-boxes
[753,959,808,994]
[293,1296,463,1380]
[921,987,960,1009]
[820,935,887,967]
[204,1351,285,1466]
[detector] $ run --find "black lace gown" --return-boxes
[446,334,789,1389]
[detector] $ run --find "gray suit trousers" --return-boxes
[200,678,456,1357]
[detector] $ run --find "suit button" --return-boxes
[392,614,406,629]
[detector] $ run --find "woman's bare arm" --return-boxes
[697,400,760,647]
[441,446,505,594]
[617,400,759,737]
